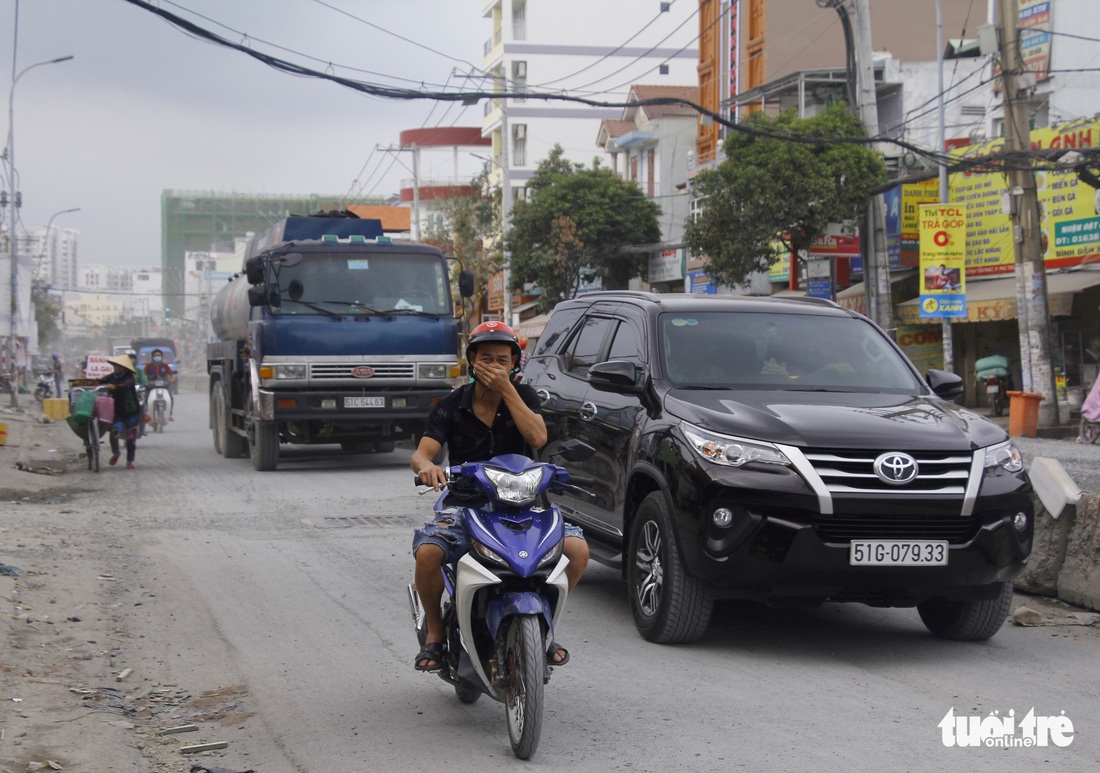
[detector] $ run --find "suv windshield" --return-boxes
[659,311,922,392]
[268,252,450,316]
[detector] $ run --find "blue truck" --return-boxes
[206,213,472,471]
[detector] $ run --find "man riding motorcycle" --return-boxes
[409,321,589,672]
[142,348,175,422]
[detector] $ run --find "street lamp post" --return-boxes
[5,54,74,406]
[38,207,80,282]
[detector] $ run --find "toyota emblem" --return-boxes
[351,366,375,379]
[873,452,918,485]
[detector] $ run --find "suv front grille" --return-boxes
[813,512,980,544]
[310,363,415,379]
[803,449,972,496]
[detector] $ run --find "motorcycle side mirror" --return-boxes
[552,439,596,464]
[926,368,964,401]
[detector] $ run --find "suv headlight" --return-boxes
[681,423,792,468]
[485,466,545,505]
[984,440,1024,473]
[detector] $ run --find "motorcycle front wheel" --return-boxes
[503,614,545,760]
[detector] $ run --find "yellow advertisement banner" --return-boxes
[919,204,968,318]
[949,115,1100,275]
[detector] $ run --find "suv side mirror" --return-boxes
[926,368,964,400]
[588,360,644,394]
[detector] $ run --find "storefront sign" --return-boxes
[949,116,1099,275]
[919,203,968,319]
[649,249,684,283]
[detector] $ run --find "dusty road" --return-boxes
[2,387,1100,772]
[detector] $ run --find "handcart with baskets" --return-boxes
[66,378,114,472]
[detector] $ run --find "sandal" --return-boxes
[414,641,444,672]
[546,641,570,666]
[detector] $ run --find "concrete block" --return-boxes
[1057,493,1100,612]
[1029,457,1082,518]
[1015,501,1075,597]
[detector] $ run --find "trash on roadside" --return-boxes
[0,562,22,577]
[15,461,61,476]
[180,741,229,754]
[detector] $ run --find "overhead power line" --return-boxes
[121,0,1096,177]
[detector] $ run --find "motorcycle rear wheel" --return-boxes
[503,614,545,760]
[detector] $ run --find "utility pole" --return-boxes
[997,0,1058,426]
[934,0,955,373]
[499,96,514,325]
[851,0,893,334]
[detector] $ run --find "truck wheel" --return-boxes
[917,580,1013,641]
[626,492,712,643]
[215,387,246,458]
[373,440,396,453]
[248,402,279,471]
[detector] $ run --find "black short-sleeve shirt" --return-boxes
[422,381,542,464]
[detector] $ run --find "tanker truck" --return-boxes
[206,213,473,471]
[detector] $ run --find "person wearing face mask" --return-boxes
[142,349,176,422]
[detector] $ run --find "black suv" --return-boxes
[523,292,1033,643]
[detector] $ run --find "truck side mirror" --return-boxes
[247,284,271,307]
[245,256,265,285]
[459,270,474,298]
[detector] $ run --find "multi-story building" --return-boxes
[28,225,80,290]
[597,84,700,293]
[480,0,700,321]
[160,190,372,307]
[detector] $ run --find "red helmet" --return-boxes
[466,320,522,364]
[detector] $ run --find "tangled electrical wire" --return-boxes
[123,0,1100,185]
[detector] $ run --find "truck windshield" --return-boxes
[268,252,451,316]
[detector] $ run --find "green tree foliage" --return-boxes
[507,145,661,312]
[684,104,887,287]
[31,282,62,348]
[422,167,502,323]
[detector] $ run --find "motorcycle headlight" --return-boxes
[471,538,508,567]
[984,440,1024,473]
[681,423,791,468]
[537,538,563,569]
[484,466,545,505]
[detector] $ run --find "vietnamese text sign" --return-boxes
[919,204,968,319]
[949,116,1099,275]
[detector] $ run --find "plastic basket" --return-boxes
[94,395,115,425]
[72,390,96,420]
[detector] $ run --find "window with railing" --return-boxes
[513,0,527,39]
[512,124,527,167]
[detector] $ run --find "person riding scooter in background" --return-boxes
[143,348,175,422]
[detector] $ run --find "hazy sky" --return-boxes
[2,0,488,267]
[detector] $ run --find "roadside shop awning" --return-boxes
[836,270,917,316]
[515,312,551,340]
[896,269,1100,324]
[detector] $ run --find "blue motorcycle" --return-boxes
[408,440,594,760]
